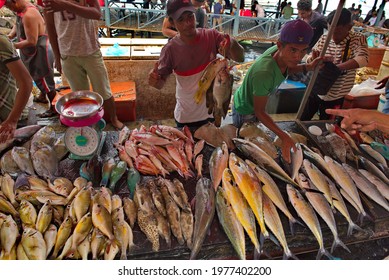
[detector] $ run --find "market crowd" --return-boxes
[2,0,388,157]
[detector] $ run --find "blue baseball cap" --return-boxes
[280,19,314,44]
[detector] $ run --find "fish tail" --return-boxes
[347,221,364,237]
[120,252,127,260]
[283,247,298,260]
[331,237,351,254]
[316,247,335,260]
[268,232,280,247]
[289,218,304,236]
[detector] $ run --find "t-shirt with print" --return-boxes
[157,28,226,123]
[233,45,286,115]
[53,2,100,56]
[0,35,20,115]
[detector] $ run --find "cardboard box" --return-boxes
[52,81,136,122]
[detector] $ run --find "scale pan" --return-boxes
[55,90,104,120]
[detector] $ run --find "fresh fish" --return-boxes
[31,141,59,179]
[190,177,215,260]
[290,143,303,181]
[343,164,389,212]
[127,167,140,199]
[245,160,300,235]
[194,57,227,104]
[216,189,246,260]
[109,161,127,191]
[67,212,93,258]
[193,122,235,150]
[113,217,131,260]
[193,139,205,160]
[0,195,19,217]
[116,126,131,146]
[36,200,53,233]
[111,194,123,213]
[73,185,92,222]
[287,185,333,260]
[158,177,190,213]
[325,156,368,223]
[47,177,73,197]
[91,228,107,260]
[273,131,307,147]
[300,143,336,181]
[160,185,184,245]
[1,173,17,207]
[149,179,167,217]
[21,227,47,260]
[0,215,19,258]
[0,150,21,176]
[221,168,260,254]
[359,169,389,200]
[325,176,363,236]
[104,240,120,260]
[92,203,115,242]
[93,186,112,214]
[209,142,229,190]
[137,208,159,252]
[246,137,277,160]
[11,146,35,175]
[0,125,42,154]
[360,144,387,167]
[195,154,203,178]
[180,208,194,249]
[19,199,37,228]
[52,135,69,161]
[359,156,389,185]
[229,153,269,242]
[370,142,389,160]
[44,224,57,258]
[155,210,171,248]
[123,197,137,228]
[233,138,297,186]
[172,178,191,212]
[206,66,232,127]
[297,173,350,253]
[31,125,56,149]
[16,243,29,260]
[100,158,115,188]
[239,122,271,141]
[52,216,73,259]
[359,132,374,144]
[77,233,91,260]
[303,159,334,208]
[262,193,297,259]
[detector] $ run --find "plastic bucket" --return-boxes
[377,93,386,112]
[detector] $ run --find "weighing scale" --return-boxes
[56,91,107,160]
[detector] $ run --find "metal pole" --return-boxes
[323,0,329,15]
[296,0,346,120]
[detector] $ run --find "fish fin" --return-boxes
[289,218,304,236]
[120,252,127,260]
[253,247,261,260]
[316,248,335,260]
[259,232,265,249]
[347,222,364,237]
[331,238,351,254]
[283,248,298,260]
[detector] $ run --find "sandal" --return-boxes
[37,110,58,118]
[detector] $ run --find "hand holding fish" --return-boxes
[280,134,296,164]
[148,62,165,90]
[0,120,16,144]
[218,34,231,58]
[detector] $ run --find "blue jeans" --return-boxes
[232,104,257,128]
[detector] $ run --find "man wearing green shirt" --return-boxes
[282,2,293,19]
[232,19,318,163]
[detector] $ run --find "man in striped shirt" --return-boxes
[301,8,368,121]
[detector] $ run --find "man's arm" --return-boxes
[0,60,32,143]
[14,13,39,49]
[162,17,178,38]
[253,95,295,163]
[44,0,101,20]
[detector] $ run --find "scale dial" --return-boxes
[64,126,99,156]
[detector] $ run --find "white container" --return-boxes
[377,93,386,112]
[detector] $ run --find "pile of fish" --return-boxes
[0,125,68,178]
[194,57,233,127]
[115,125,208,179]
[0,174,140,260]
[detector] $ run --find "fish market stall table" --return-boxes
[52,123,389,260]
